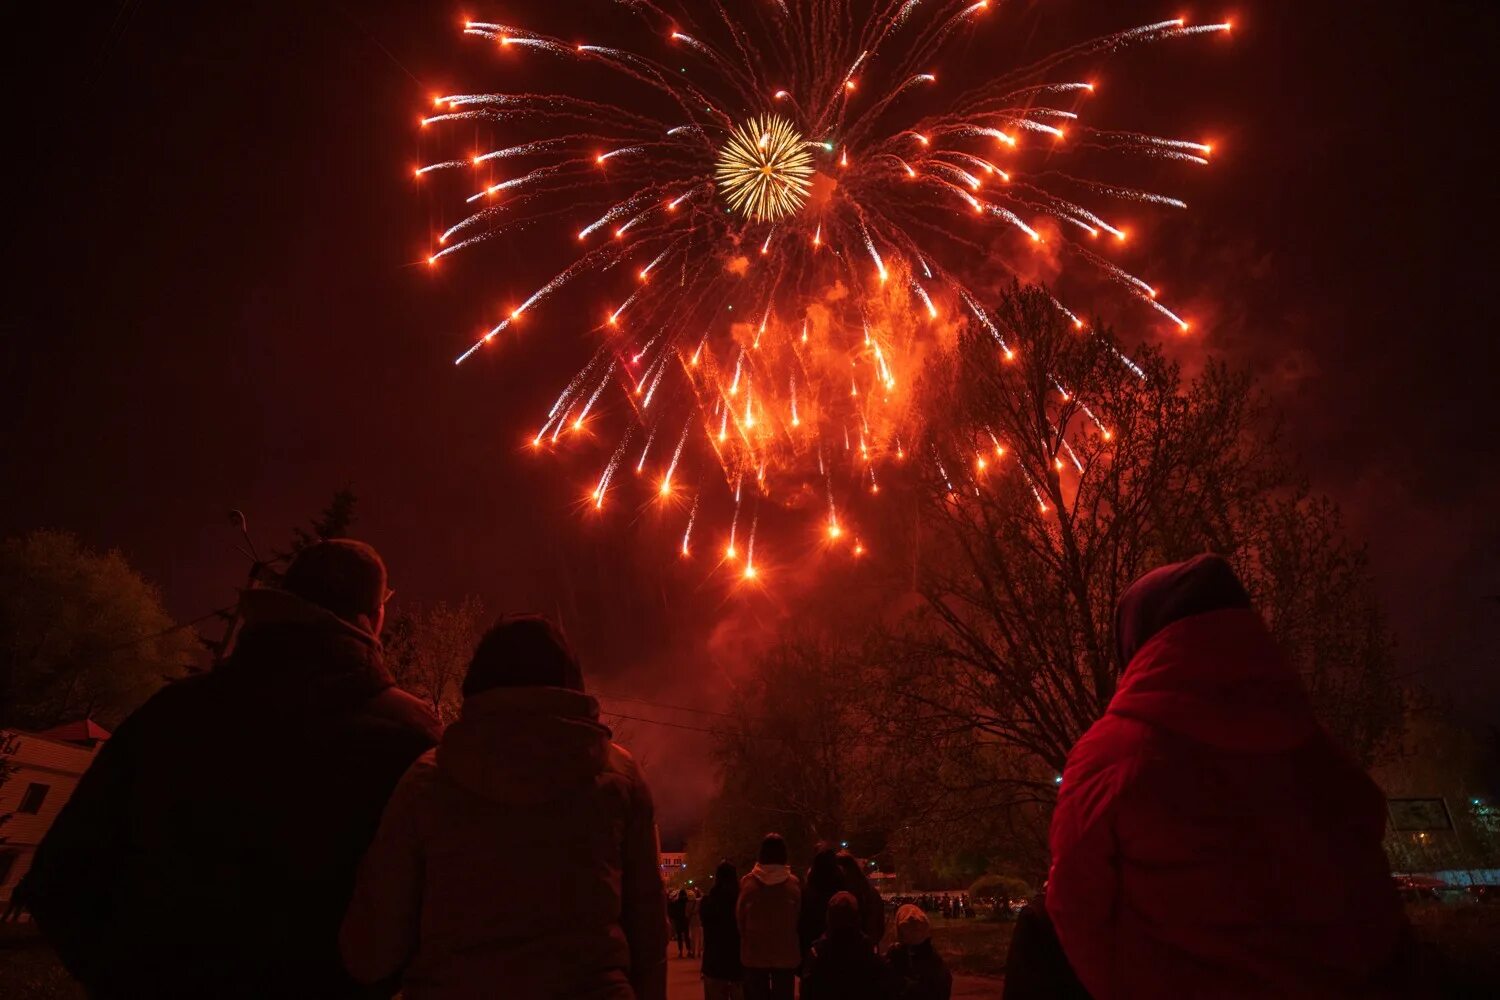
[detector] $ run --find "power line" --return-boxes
[595,692,736,718]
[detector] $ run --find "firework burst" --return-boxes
[717,114,817,223]
[417,2,1229,585]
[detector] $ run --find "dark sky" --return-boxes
[4,1,1498,834]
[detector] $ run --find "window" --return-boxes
[18,783,50,815]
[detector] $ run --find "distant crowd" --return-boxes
[680,834,953,1000]
[11,540,1419,998]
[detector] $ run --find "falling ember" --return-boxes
[427,9,1229,585]
[681,493,699,555]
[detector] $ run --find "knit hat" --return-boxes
[758,833,789,865]
[462,614,584,695]
[896,903,931,945]
[1115,553,1252,668]
[281,539,387,629]
[826,891,861,933]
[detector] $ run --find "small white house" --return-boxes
[0,720,111,918]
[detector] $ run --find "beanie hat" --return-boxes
[758,833,789,865]
[281,539,387,628]
[826,891,861,933]
[463,614,584,695]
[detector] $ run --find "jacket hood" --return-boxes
[1107,608,1317,753]
[219,587,392,711]
[749,863,791,886]
[436,686,612,804]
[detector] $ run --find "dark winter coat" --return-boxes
[888,940,953,1000]
[24,589,439,999]
[1047,605,1409,999]
[669,890,691,931]
[339,685,668,1000]
[700,882,743,981]
[801,927,897,1000]
[798,852,844,962]
[1002,897,1089,1000]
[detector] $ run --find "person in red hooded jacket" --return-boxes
[1046,554,1410,999]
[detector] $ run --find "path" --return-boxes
[666,954,1001,998]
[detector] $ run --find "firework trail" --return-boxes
[416,3,1229,581]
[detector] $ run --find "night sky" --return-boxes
[4,1,1498,834]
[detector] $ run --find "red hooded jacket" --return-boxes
[1047,608,1407,999]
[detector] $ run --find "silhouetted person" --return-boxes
[700,861,744,1000]
[888,904,952,1000]
[1003,890,1090,1000]
[688,887,704,958]
[799,848,844,966]
[801,892,897,1000]
[672,889,692,958]
[737,833,802,1000]
[1048,554,1410,999]
[834,851,885,948]
[340,613,668,999]
[25,539,439,998]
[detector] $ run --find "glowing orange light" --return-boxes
[427,255,437,266]
[1102,429,1114,441]
[828,522,842,540]
[659,480,672,496]
[743,563,758,580]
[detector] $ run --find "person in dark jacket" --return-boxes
[340,613,668,1000]
[1002,891,1089,1000]
[672,889,692,958]
[1047,554,1410,999]
[888,904,952,1000]
[798,848,844,966]
[801,892,897,1000]
[834,851,885,948]
[24,539,439,999]
[700,861,744,1000]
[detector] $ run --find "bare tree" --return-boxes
[890,283,1400,789]
[385,596,489,725]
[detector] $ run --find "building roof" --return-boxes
[34,719,113,744]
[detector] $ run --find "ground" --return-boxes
[5,906,1500,996]
[666,952,1000,998]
